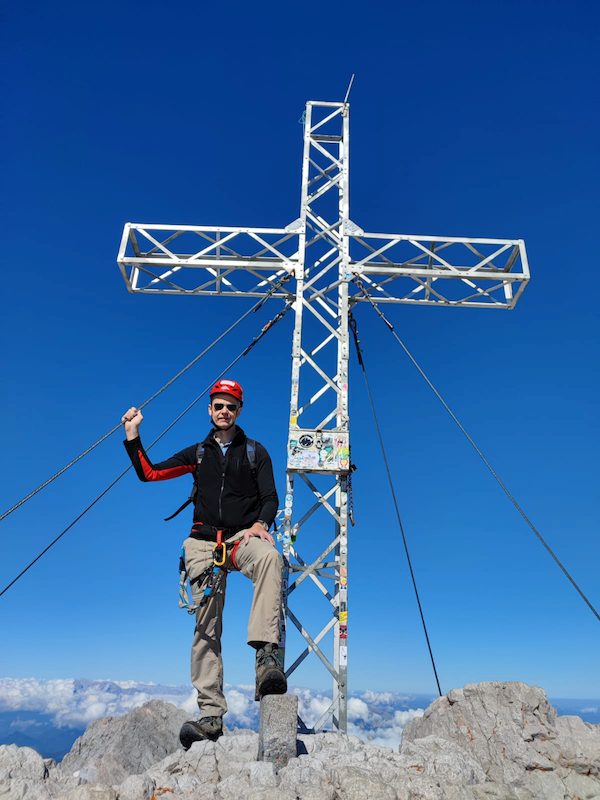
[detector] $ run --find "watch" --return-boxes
[257,520,269,531]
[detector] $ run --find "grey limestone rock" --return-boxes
[142,739,218,796]
[554,713,600,776]
[246,761,278,786]
[395,781,480,800]
[0,743,53,800]
[293,786,335,800]
[60,699,189,786]
[56,787,117,800]
[277,753,332,790]
[469,785,521,799]
[71,767,99,783]
[216,787,295,800]
[402,682,554,783]
[402,681,600,799]
[399,736,488,785]
[332,765,400,799]
[258,694,298,766]
[562,770,600,799]
[214,732,259,780]
[214,762,282,800]
[113,773,155,800]
[298,731,365,755]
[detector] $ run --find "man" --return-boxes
[121,378,286,749]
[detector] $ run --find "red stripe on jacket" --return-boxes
[138,449,195,481]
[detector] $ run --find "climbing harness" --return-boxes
[178,525,245,614]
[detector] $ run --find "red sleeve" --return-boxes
[124,437,196,482]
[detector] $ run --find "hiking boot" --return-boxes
[255,643,287,701]
[179,716,223,750]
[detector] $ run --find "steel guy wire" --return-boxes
[0,301,293,599]
[349,312,443,697]
[343,74,355,106]
[0,274,292,524]
[355,280,600,625]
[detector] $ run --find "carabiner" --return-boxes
[213,542,226,567]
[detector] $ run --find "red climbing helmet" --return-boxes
[210,379,244,405]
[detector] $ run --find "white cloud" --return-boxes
[180,690,199,716]
[347,698,369,721]
[0,678,194,729]
[347,707,425,750]
[2,678,598,757]
[0,677,426,748]
[360,690,398,704]
[10,719,44,730]
[225,689,255,727]
[394,708,424,727]
[292,688,333,728]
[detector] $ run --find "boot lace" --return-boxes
[256,644,281,669]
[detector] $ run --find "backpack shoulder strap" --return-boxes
[164,444,204,521]
[246,439,257,475]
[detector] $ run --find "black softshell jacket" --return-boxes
[124,425,278,530]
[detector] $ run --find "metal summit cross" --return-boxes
[117,98,530,734]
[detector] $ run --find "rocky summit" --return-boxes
[0,682,598,799]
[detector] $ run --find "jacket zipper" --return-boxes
[218,449,229,525]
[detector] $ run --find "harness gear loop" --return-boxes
[230,540,242,571]
[179,546,214,614]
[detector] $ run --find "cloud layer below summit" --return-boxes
[0,677,426,749]
[2,677,598,757]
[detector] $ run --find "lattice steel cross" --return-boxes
[117,98,529,734]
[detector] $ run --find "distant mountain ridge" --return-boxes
[0,710,85,761]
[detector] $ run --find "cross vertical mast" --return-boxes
[281,101,352,733]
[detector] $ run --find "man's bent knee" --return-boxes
[263,546,283,567]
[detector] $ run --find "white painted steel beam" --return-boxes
[118,226,528,308]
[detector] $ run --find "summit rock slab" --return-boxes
[401,680,600,798]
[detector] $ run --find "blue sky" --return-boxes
[1,0,598,705]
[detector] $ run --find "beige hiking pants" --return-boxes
[183,531,283,718]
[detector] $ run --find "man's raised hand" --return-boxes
[121,407,143,440]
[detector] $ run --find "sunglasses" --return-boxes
[213,402,239,412]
